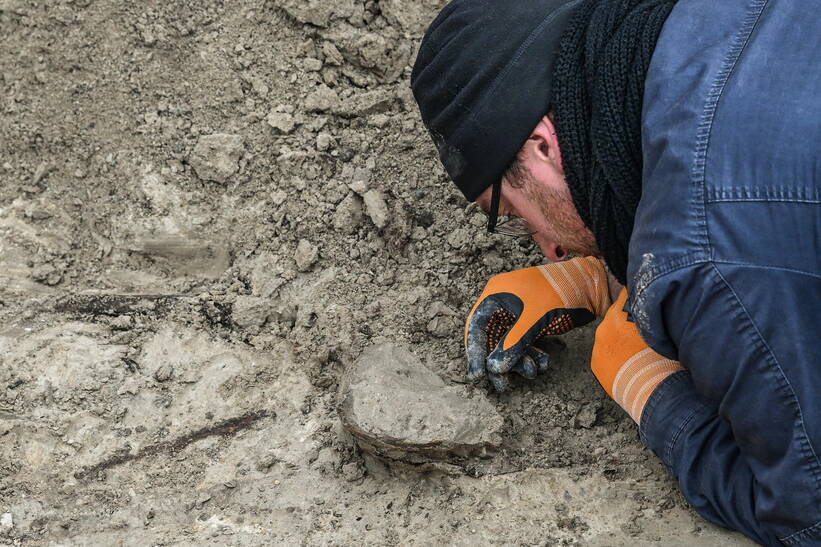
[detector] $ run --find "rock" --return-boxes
[190,133,243,184]
[31,263,62,286]
[295,239,318,272]
[333,193,363,234]
[379,0,443,33]
[305,84,340,112]
[0,512,11,529]
[363,189,389,229]
[232,295,271,328]
[272,0,356,28]
[322,42,344,66]
[338,343,504,463]
[266,112,296,134]
[315,132,333,152]
[334,89,395,118]
[303,57,323,71]
[572,402,600,429]
[271,189,287,206]
[153,364,173,382]
[341,461,364,482]
[447,228,470,249]
[126,235,230,279]
[426,315,458,338]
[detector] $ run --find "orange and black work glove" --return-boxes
[465,257,611,392]
[592,288,684,423]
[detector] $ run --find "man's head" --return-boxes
[411,0,595,261]
[474,114,600,262]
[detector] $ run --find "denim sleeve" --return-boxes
[640,370,780,546]
[632,262,821,546]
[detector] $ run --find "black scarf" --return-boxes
[552,0,678,285]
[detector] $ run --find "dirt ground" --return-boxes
[0,1,755,545]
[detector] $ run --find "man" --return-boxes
[410,0,821,545]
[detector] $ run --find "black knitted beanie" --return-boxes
[411,0,582,201]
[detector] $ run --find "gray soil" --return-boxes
[0,1,754,545]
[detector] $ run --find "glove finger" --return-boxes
[488,372,512,392]
[511,355,538,379]
[488,308,594,374]
[466,295,521,381]
[465,297,499,381]
[486,335,529,375]
[526,346,551,372]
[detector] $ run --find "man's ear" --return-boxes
[522,115,563,171]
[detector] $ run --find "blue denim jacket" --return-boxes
[626,0,821,544]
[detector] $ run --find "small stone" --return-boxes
[315,132,333,152]
[363,189,389,229]
[271,190,287,206]
[153,364,173,382]
[0,512,12,529]
[295,239,318,272]
[232,295,271,328]
[335,90,395,118]
[573,402,600,429]
[266,112,296,134]
[256,453,279,472]
[251,78,269,97]
[322,42,344,65]
[31,263,62,286]
[447,228,470,249]
[368,114,390,128]
[305,84,340,112]
[303,57,323,71]
[333,193,363,234]
[338,343,504,463]
[426,315,458,338]
[189,133,243,184]
[341,462,364,482]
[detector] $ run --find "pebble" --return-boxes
[336,89,395,118]
[0,513,11,529]
[271,189,287,205]
[266,112,296,134]
[341,462,364,482]
[31,263,62,286]
[322,42,344,66]
[333,193,363,234]
[303,57,323,71]
[305,84,340,112]
[426,315,458,338]
[295,239,319,272]
[363,189,390,229]
[338,343,504,463]
[232,295,271,328]
[189,133,243,184]
[153,364,173,382]
[315,132,333,152]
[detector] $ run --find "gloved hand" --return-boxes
[465,257,611,391]
[591,288,684,423]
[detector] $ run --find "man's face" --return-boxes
[476,162,600,262]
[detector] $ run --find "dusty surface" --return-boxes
[0,1,754,545]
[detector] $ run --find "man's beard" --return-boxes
[521,170,601,258]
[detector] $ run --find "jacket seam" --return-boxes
[712,261,821,281]
[781,517,821,545]
[711,263,821,510]
[705,185,821,203]
[631,254,710,307]
[707,198,821,204]
[664,404,703,468]
[692,0,769,257]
